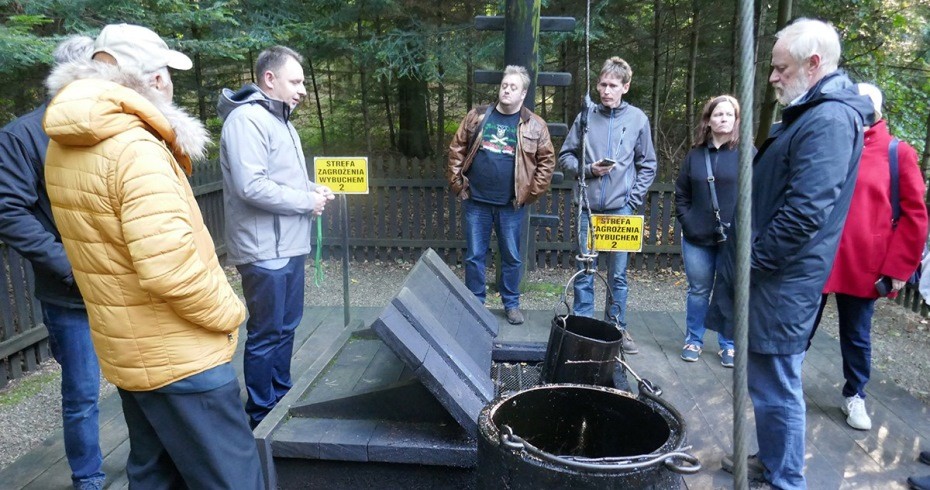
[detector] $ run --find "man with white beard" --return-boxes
[706,18,874,489]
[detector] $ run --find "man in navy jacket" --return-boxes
[0,36,105,490]
[707,19,874,489]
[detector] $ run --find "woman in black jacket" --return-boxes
[675,95,743,367]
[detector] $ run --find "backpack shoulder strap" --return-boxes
[890,137,901,225]
[466,105,495,155]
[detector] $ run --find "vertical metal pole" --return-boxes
[503,0,540,109]
[341,194,351,326]
[733,0,756,487]
[503,0,541,286]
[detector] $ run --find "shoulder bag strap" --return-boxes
[704,147,722,222]
[890,138,901,226]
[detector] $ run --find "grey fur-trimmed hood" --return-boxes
[45,60,209,168]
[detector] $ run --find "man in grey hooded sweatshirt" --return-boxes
[558,57,657,355]
[218,45,334,429]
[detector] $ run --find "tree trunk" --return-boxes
[686,0,699,147]
[922,109,930,186]
[753,0,765,61]
[730,3,738,94]
[375,16,396,150]
[357,12,372,155]
[194,51,206,123]
[754,0,792,146]
[327,61,334,117]
[651,0,661,145]
[555,42,566,123]
[437,63,446,155]
[565,38,580,123]
[307,55,327,151]
[382,77,396,150]
[540,85,547,119]
[191,25,206,123]
[397,74,432,158]
[248,50,255,83]
[426,86,435,143]
[434,0,446,156]
[466,55,474,112]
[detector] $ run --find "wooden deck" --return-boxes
[2,307,929,489]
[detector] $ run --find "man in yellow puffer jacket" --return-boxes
[43,24,263,489]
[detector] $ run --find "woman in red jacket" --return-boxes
[811,83,928,431]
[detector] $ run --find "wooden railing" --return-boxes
[311,156,683,271]
[0,246,45,388]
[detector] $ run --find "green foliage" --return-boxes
[814,0,930,154]
[0,0,926,162]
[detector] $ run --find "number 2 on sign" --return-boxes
[339,184,345,191]
[611,241,617,248]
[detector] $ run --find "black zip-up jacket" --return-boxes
[0,104,83,308]
[675,143,746,246]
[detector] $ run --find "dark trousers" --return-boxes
[811,293,876,398]
[118,379,263,489]
[237,255,306,427]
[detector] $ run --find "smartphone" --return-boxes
[596,158,616,168]
[875,276,893,297]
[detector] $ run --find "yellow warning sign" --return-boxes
[590,214,644,252]
[314,157,369,194]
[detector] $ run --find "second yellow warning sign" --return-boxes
[590,214,644,252]
[313,157,369,194]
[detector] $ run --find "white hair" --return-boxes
[776,18,841,74]
[53,35,94,65]
[857,83,883,121]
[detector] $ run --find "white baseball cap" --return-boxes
[93,23,192,73]
[857,83,883,121]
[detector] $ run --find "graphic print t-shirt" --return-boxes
[466,108,520,205]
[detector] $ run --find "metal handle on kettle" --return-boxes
[500,425,702,474]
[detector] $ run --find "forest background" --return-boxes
[0,0,929,179]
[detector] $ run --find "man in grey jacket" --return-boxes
[559,57,657,355]
[219,45,333,428]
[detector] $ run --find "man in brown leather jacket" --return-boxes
[446,65,555,324]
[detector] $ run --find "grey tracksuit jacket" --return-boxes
[558,102,657,211]
[218,84,321,266]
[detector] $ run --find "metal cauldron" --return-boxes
[477,383,700,489]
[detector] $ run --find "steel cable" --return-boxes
[732,0,755,487]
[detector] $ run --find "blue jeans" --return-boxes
[748,351,807,490]
[681,237,733,350]
[812,293,875,399]
[462,199,526,310]
[118,379,263,489]
[573,205,633,326]
[43,303,105,489]
[237,255,306,428]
